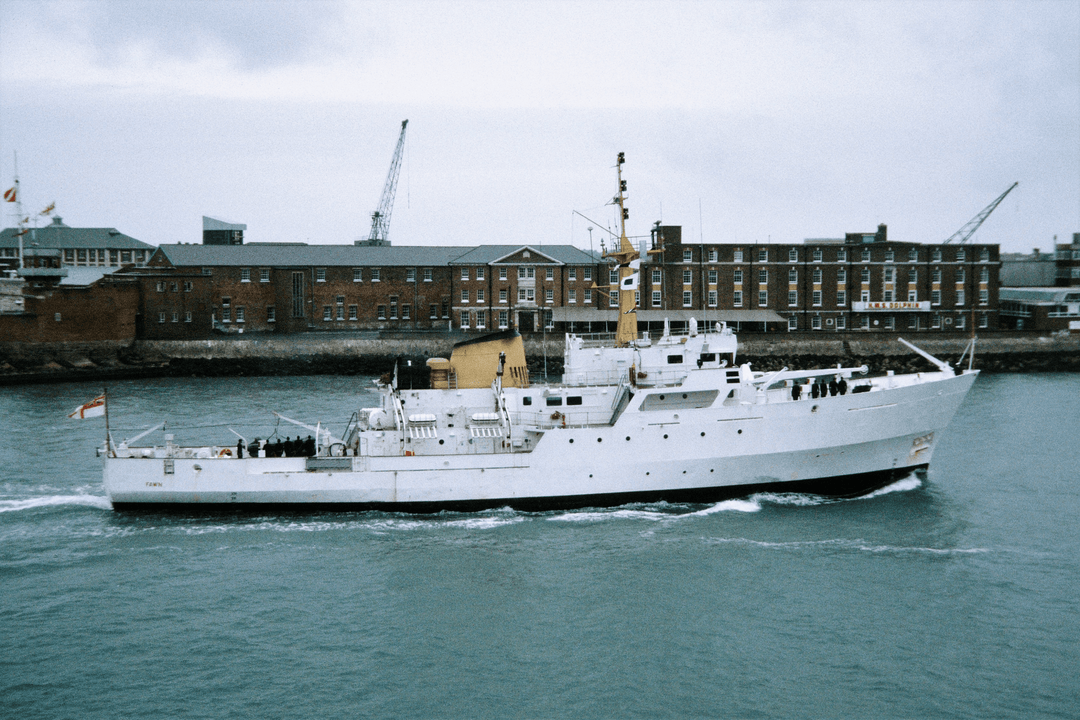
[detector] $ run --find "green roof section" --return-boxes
[0,217,154,250]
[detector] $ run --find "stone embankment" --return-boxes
[1,332,1077,386]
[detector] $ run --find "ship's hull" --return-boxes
[104,371,975,512]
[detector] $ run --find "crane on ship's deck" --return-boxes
[358,119,408,247]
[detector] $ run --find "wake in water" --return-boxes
[0,493,112,513]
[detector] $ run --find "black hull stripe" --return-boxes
[110,465,928,515]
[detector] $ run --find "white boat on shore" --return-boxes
[101,156,978,512]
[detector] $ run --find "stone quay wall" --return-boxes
[1,332,1077,386]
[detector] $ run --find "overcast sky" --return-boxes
[1,0,1077,255]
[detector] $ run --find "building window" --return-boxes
[430,304,438,319]
[708,248,718,262]
[323,306,332,321]
[860,316,870,330]
[862,249,871,262]
[406,268,416,282]
[475,311,485,328]
[568,267,577,281]
[499,267,508,280]
[884,267,894,283]
[861,267,871,283]
[221,297,231,322]
[812,290,822,306]
[836,315,847,330]
[788,316,798,330]
[931,290,941,305]
[884,290,894,302]
[861,290,870,303]
[477,288,485,304]
[979,313,989,328]
[583,268,592,282]
[734,250,744,262]
[980,267,990,282]
[461,268,470,281]
[158,312,165,324]
[258,268,269,283]
[336,295,345,307]
[837,290,846,306]
[186,311,193,323]
[884,316,895,330]
[733,291,742,307]
[171,312,179,323]
[683,269,693,285]
[813,248,822,262]
[460,311,470,328]
[652,269,662,285]
[956,249,966,262]
[932,268,941,283]
[335,305,344,321]
[956,315,965,330]
[424,268,432,282]
[909,315,918,329]
[545,289,553,303]
[788,268,798,283]
[156,281,166,292]
[909,248,918,262]
[980,249,990,262]
[956,290,965,306]
[932,314,942,329]
[652,291,662,306]
[349,305,358,321]
[789,249,798,262]
[442,302,449,318]
[461,289,469,303]
[908,289,917,302]
[708,290,717,307]
[498,310,508,328]
[837,249,847,262]
[733,269,743,284]
[610,290,619,307]
[477,267,485,281]
[584,289,592,304]
[500,289,508,304]
[683,291,692,307]
[979,289,989,305]
[759,291,768,306]
[390,297,398,319]
[933,249,942,262]
[568,289,577,304]
[758,269,768,284]
[402,304,411,320]
[812,268,822,283]
[957,268,966,283]
[545,267,553,281]
[837,268,846,283]
[235,307,244,323]
[885,250,894,263]
[708,269,717,285]
[788,291,797,306]
[378,305,386,320]
[354,268,362,282]
[909,269,917,285]
[812,315,822,330]
[610,269,619,285]
[758,249,768,262]
[240,268,250,282]
[683,249,693,262]
[371,268,380,282]
[316,268,326,282]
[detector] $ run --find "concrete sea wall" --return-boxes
[1,332,1078,386]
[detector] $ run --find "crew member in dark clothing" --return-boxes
[838,378,848,395]
[248,438,261,457]
[810,382,820,399]
[791,383,802,401]
[236,439,244,459]
[304,436,316,456]
[829,379,839,397]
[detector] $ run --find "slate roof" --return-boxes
[154,243,599,268]
[0,218,153,250]
[449,244,602,265]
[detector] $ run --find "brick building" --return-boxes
[1055,233,1080,286]
[558,223,1001,334]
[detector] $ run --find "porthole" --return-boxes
[597,438,602,443]
[626,436,631,441]
[663,434,668,439]
[738,429,742,434]
[700,432,705,437]
[438,439,444,445]
[569,439,574,444]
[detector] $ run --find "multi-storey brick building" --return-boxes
[568,223,1001,334]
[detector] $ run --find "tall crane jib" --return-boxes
[360,119,408,247]
[942,181,1018,245]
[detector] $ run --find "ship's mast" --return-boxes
[605,152,640,347]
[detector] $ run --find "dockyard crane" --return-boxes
[942,182,1018,244]
[361,119,408,247]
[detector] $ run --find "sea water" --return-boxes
[1,373,1078,719]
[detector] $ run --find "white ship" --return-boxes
[102,156,978,512]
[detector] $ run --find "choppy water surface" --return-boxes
[2,373,1078,719]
